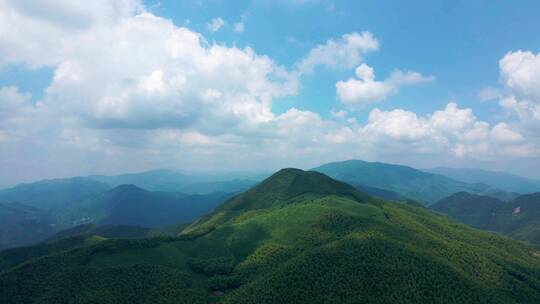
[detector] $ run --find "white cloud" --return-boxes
[234,22,245,33]
[0,0,143,67]
[0,86,32,112]
[336,64,434,106]
[0,1,538,182]
[360,102,534,159]
[478,86,501,102]
[296,32,379,74]
[490,123,524,143]
[500,50,540,99]
[207,17,225,32]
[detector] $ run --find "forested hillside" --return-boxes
[2,169,540,303]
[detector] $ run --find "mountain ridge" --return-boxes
[312,159,514,204]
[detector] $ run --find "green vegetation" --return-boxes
[432,192,540,246]
[312,159,513,204]
[2,169,540,303]
[45,223,150,243]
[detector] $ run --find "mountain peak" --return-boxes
[111,184,145,192]
[215,168,371,212]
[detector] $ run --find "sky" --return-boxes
[1,0,540,185]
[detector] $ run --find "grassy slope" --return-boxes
[2,169,540,303]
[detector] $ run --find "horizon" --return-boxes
[2,0,540,185]
[3,158,540,189]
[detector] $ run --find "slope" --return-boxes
[0,202,54,250]
[312,159,510,204]
[432,192,540,245]
[2,169,540,304]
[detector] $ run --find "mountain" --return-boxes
[3,169,540,303]
[354,183,407,201]
[431,192,508,231]
[0,181,231,250]
[0,202,54,250]
[312,159,511,205]
[432,192,540,245]
[56,184,233,228]
[427,167,540,194]
[0,177,111,210]
[86,169,262,194]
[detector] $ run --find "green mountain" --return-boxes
[312,159,511,205]
[57,184,232,228]
[427,167,540,194]
[0,178,111,210]
[432,192,540,245]
[3,169,540,303]
[0,202,54,250]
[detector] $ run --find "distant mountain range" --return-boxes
[312,160,516,204]
[0,180,233,250]
[56,184,233,229]
[1,160,537,251]
[432,192,540,245]
[0,178,110,210]
[86,169,265,194]
[2,168,540,303]
[427,167,540,194]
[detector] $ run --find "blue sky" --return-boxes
[1,0,540,184]
[100,0,540,119]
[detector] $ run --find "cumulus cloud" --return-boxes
[495,50,540,132]
[207,17,225,32]
[336,64,434,106]
[0,0,143,67]
[360,102,534,159]
[296,32,379,74]
[0,0,538,182]
[500,50,540,99]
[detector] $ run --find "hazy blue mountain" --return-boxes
[57,185,233,228]
[86,169,264,194]
[354,183,407,201]
[0,178,111,210]
[0,178,233,250]
[312,160,509,205]
[0,202,54,250]
[86,170,191,192]
[427,167,540,194]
